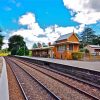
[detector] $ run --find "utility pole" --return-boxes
[24,43,25,56]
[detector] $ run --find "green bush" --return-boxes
[80,48,85,52]
[17,47,29,56]
[84,49,89,54]
[72,52,83,60]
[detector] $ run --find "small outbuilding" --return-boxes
[85,45,100,55]
[31,46,54,58]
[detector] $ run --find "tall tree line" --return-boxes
[80,27,100,48]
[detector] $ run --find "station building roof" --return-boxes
[31,46,54,51]
[56,33,73,42]
[89,45,100,48]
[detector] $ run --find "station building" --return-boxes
[53,32,79,59]
[31,32,80,59]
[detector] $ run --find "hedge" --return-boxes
[72,52,83,60]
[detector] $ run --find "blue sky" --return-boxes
[0,0,100,49]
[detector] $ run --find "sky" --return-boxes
[0,0,100,49]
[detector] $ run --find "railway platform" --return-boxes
[20,56,100,72]
[0,57,9,100]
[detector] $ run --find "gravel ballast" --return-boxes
[6,63,25,100]
[7,59,58,100]
[11,58,93,100]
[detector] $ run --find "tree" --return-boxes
[92,35,100,45]
[42,43,47,47]
[80,27,95,47]
[17,47,29,56]
[33,43,38,48]
[37,42,42,48]
[0,29,4,50]
[8,35,29,55]
[0,28,2,32]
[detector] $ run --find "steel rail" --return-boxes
[10,57,100,100]
[5,58,29,100]
[17,57,100,89]
[6,57,61,100]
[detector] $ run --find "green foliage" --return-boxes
[8,35,24,51]
[92,35,100,45]
[17,47,29,56]
[0,28,4,50]
[84,49,89,54]
[37,42,42,48]
[8,35,29,55]
[72,52,83,60]
[33,43,38,48]
[33,42,48,48]
[42,43,47,47]
[80,27,95,47]
[0,49,10,56]
[80,48,85,52]
[29,50,32,57]
[80,48,89,54]
[11,48,17,55]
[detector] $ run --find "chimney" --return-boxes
[48,42,51,46]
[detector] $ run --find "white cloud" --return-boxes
[63,0,100,25]
[10,29,49,49]
[19,12,44,36]
[9,12,85,49]
[19,12,36,25]
[2,38,9,49]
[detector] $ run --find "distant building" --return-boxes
[85,45,100,55]
[31,46,54,58]
[53,32,79,59]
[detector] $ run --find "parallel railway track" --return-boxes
[6,57,100,100]
[5,57,61,100]
[17,57,100,89]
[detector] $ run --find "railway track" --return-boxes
[7,57,100,100]
[16,57,100,89]
[5,57,61,100]
[15,56,100,86]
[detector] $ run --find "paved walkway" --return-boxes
[0,57,9,100]
[21,56,100,72]
[0,57,3,77]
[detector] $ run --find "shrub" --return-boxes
[80,48,85,52]
[17,47,29,56]
[84,49,90,54]
[72,52,83,60]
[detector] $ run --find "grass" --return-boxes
[0,52,10,56]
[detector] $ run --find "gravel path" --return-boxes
[11,58,92,100]
[6,63,25,100]
[7,59,57,100]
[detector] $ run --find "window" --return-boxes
[57,45,66,51]
[69,44,73,51]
